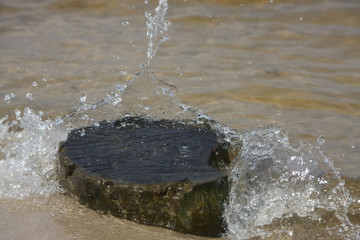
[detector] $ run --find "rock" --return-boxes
[57,117,233,237]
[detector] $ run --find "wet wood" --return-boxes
[57,117,232,237]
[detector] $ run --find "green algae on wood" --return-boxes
[57,117,233,237]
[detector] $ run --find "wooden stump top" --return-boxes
[60,117,226,184]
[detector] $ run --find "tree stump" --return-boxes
[58,117,232,237]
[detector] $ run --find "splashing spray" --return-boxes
[224,125,359,239]
[145,0,171,67]
[62,0,178,126]
[0,108,67,199]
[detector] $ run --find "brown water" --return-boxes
[0,0,359,239]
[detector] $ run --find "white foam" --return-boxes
[0,108,68,199]
[224,125,358,239]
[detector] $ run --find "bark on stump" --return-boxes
[58,117,232,237]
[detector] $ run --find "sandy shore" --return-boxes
[0,194,221,240]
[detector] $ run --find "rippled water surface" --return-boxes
[0,0,359,239]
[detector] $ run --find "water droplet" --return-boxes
[3,93,15,103]
[119,70,127,76]
[317,135,325,146]
[299,17,303,21]
[42,77,47,82]
[54,116,63,125]
[122,21,130,26]
[116,83,127,92]
[144,0,148,4]
[3,95,11,103]
[26,93,33,100]
[80,129,86,137]
[32,81,38,87]
[105,92,122,105]
[350,144,356,149]
[140,63,147,70]
[80,94,87,103]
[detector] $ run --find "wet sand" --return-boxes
[0,195,218,240]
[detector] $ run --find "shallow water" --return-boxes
[0,0,359,239]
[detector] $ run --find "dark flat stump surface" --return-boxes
[61,117,225,184]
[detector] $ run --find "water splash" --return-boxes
[62,70,195,130]
[145,0,171,67]
[61,0,186,127]
[224,125,359,239]
[0,108,67,199]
